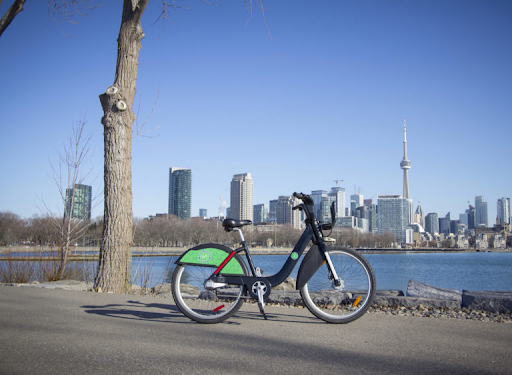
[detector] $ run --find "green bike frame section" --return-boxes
[176,245,244,275]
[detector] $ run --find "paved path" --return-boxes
[1,285,511,374]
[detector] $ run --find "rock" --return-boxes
[19,280,92,291]
[376,290,404,297]
[153,283,173,294]
[272,277,296,291]
[462,290,512,314]
[267,291,303,306]
[407,280,462,301]
[179,284,200,296]
[373,295,460,310]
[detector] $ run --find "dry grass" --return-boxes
[0,249,96,284]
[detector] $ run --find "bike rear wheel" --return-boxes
[299,247,376,323]
[171,253,248,324]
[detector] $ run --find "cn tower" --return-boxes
[400,119,411,199]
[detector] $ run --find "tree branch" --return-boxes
[0,0,26,38]
[133,88,163,139]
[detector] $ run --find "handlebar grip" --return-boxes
[293,192,305,199]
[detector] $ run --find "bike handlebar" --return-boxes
[293,192,305,199]
[293,192,315,221]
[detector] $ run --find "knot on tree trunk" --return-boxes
[99,86,130,126]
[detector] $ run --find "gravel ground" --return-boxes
[369,304,512,323]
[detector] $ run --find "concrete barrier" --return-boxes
[462,290,512,314]
[407,279,462,301]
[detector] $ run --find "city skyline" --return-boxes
[1,1,510,225]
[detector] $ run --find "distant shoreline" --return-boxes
[1,245,510,260]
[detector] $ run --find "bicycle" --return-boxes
[171,192,376,324]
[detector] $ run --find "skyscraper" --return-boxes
[64,184,92,221]
[414,202,425,229]
[425,212,439,234]
[475,196,488,227]
[329,187,346,219]
[230,173,253,221]
[466,205,476,230]
[268,199,278,223]
[310,190,328,218]
[497,197,511,225]
[400,119,412,199]
[253,204,267,223]
[319,195,337,223]
[168,167,192,220]
[350,192,364,215]
[439,212,451,235]
[276,195,301,229]
[377,195,413,245]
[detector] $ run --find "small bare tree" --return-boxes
[44,117,98,280]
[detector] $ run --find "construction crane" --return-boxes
[333,179,344,187]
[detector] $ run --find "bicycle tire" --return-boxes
[299,247,376,323]
[171,251,248,324]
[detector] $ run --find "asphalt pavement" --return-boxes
[0,285,511,374]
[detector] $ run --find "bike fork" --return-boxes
[323,248,342,287]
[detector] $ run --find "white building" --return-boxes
[329,187,346,219]
[377,195,413,245]
[230,173,254,221]
[276,195,302,229]
[497,197,511,225]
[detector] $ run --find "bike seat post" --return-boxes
[233,227,259,276]
[233,227,246,244]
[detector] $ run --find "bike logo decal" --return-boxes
[198,250,212,264]
[290,252,299,260]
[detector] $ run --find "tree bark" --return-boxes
[94,0,148,293]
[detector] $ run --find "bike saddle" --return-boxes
[222,218,252,231]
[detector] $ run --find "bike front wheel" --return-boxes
[171,253,248,324]
[299,247,376,323]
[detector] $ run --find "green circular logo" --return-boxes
[198,250,212,264]
[290,252,299,260]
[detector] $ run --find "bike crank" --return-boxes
[252,281,269,320]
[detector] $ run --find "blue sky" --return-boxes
[1,0,511,223]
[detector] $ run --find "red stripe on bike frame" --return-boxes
[214,251,236,275]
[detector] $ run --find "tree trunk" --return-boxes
[94,0,149,293]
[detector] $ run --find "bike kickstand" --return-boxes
[257,286,268,320]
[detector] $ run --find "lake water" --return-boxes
[131,251,512,292]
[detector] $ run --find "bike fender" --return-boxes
[175,243,245,275]
[296,245,326,290]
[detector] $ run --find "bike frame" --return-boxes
[211,226,314,288]
[209,202,340,293]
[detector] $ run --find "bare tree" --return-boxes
[0,212,25,245]
[94,1,149,293]
[45,117,97,280]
